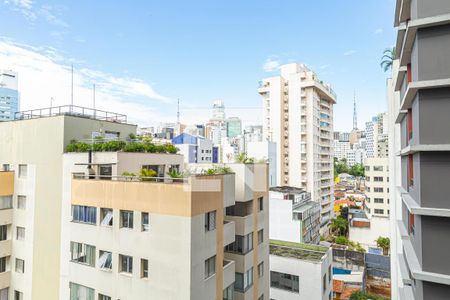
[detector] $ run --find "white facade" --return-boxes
[365,112,388,159]
[364,157,390,218]
[247,141,277,187]
[349,216,390,251]
[259,63,336,232]
[334,140,351,161]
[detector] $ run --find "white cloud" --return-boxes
[374,28,383,35]
[263,58,280,72]
[319,64,330,70]
[0,40,170,126]
[4,0,36,20]
[344,50,357,56]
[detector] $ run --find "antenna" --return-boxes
[177,98,180,124]
[353,91,358,130]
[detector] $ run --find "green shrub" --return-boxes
[335,236,349,245]
[102,140,126,151]
[140,168,158,181]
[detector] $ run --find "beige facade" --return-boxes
[364,157,390,218]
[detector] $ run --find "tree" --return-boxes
[349,163,365,177]
[380,47,396,72]
[334,158,349,175]
[335,236,349,245]
[330,217,349,236]
[376,236,390,255]
[350,291,388,300]
[340,206,349,220]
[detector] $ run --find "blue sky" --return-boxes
[0,0,396,130]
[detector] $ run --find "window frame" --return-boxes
[120,210,134,229]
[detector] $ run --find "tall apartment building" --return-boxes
[0,106,135,300]
[259,63,336,233]
[0,70,19,121]
[364,157,390,218]
[390,1,450,299]
[365,112,388,159]
[226,117,242,138]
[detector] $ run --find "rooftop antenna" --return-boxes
[177,98,180,124]
[353,91,358,130]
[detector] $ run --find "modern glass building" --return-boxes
[0,70,19,121]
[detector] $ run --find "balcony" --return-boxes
[0,240,12,257]
[225,214,253,236]
[0,209,12,226]
[0,271,11,290]
[223,220,235,247]
[0,171,14,197]
[223,259,235,290]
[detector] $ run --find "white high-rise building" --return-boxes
[259,63,336,233]
[365,112,388,159]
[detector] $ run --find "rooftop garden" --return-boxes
[269,239,329,262]
[66,135,178,154]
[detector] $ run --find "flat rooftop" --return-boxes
[13,105,128,123]
[270,186,306,194]
[270,239,329,262]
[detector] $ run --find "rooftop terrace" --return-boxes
[270,239,329,262]
[14,105,128,123]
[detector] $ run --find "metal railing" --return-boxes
[15,105,127,123]
[73,174,188,184]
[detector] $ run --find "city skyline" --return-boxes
[0,0,396,131]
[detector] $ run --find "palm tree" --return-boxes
[376,236,390,255]
[380,47,396,72]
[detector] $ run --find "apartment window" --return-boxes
[258,262,264,278]
[98,251,112,270]
[141,259,149,278]
[120,210,134,229]
[100,208,113,226]
[0,288,8,300]
[223,284,234,300]
[328,265,332,282]
[0,225,7,241]
[258,229,264,244]
[270,271,299,293]
[235,267,254,292]
[407,108,413,142]
[258,197,264,211]
[98,294,111,300]
[18,165,27,178]
[16,227,25,241]
[323,274,327,292]
[69,283,94,300]
[14,291,23,300]
[205,210,216,231]
[119,254,133,274]
[408,212,415,235]
[0,257,6,272]
[374,187,384,193]
[374,209,384,215]
[365,176,370,181]
[374,198,384,204]
[373,166,383,171]
[0,196,12,210]
[204,255,216,279]
[365,166,370,171]
[225,233,253,254]
[15,258,24,273]
[374,177,383,182]
[17,196,26,210]
[70,242,96,267]
[72,205,97,225]
[141,212,149,231]
[408,154,414,188]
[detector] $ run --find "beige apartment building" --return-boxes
[259,63,336,233]
[364,157,390,218]
[0,106,270,300]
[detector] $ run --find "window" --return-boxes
[0,225,7,241]
[17,196,26,210]
[328,265,332,282]
[258,262,264,278]
[365,166,370,171]
[72,205,97,225]
[223,284,234,300]
[16,227,25,241]
[69,283,94,300]
[119,254,133,274]
[204,255,216,279]
[98,251,112,270]
[258,197,264,211]
[141,212,149,231]
[15,258,24,273]
[408,154,414,187]
[374,209,384,214]
[258,229,264,244]
[0,288,9,300]
[374,177,383,182]
[374,187,384,193]
[365,176,370,181]
[407,108,413,142]
[205,210,216,231]
[323,274,327,292]
[373,166,383,171]
[235,267,254,292]
[70,242,96,267]
[98,294,111,300]
[270,271,299,293]
[408,212,415,235]
[225,233,253,254]
[141,259,148,278]
[0,257,6,272]
[14,291,23,300]
[100,208,113,226]
[18,165,27,178]
[374,198,384,204]
[0,196,12,210]
[120,210,134,229]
